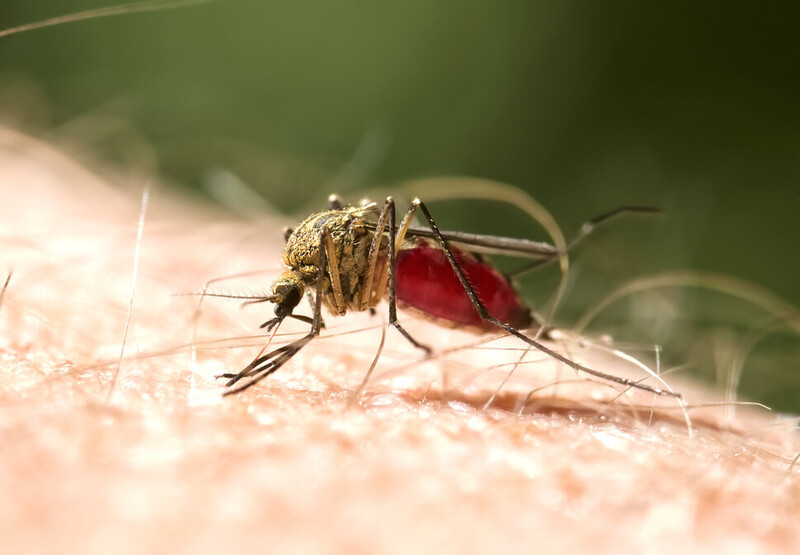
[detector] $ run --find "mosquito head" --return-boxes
[269,271,305,319]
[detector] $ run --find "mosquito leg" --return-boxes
[222,228,331,395]
[414,200,679,398]
[257,313,316,331]
[303,291,325,328]
[290,313,314,326]
[322,230,347,315]
[371,197,418,305]
[574,206,660,244]
[385,197,431,354]
[222,339,314,395]
[357,195,427,349]
[358,197,391,310]
[508,206,660,278]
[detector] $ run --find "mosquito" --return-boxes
[218,194,680,399]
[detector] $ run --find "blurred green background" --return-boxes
[1,0,798,409]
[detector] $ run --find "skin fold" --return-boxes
[1,126,799,554]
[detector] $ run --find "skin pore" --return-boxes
[1,126,799,553]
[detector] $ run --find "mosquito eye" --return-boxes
[273,284,302,317]
[274,304,290,317]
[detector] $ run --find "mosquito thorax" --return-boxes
[283,209,349,274]
[280,205,378,315]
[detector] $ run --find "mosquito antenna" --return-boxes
[178,290,319,330]
[0,0,213,39]
[176,291,271,301]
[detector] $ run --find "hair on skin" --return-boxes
[1,126,799,553]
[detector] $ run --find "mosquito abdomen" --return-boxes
[394,240,532,330]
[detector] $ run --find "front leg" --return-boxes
[221,229,332,396]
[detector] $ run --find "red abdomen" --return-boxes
[394,240,532,330]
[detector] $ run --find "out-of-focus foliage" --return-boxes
[1,0,798,409]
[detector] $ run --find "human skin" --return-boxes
[1,126,799,554]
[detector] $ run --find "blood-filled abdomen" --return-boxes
[394,240,532,330]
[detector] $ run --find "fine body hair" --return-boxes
[0,127,799,553]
